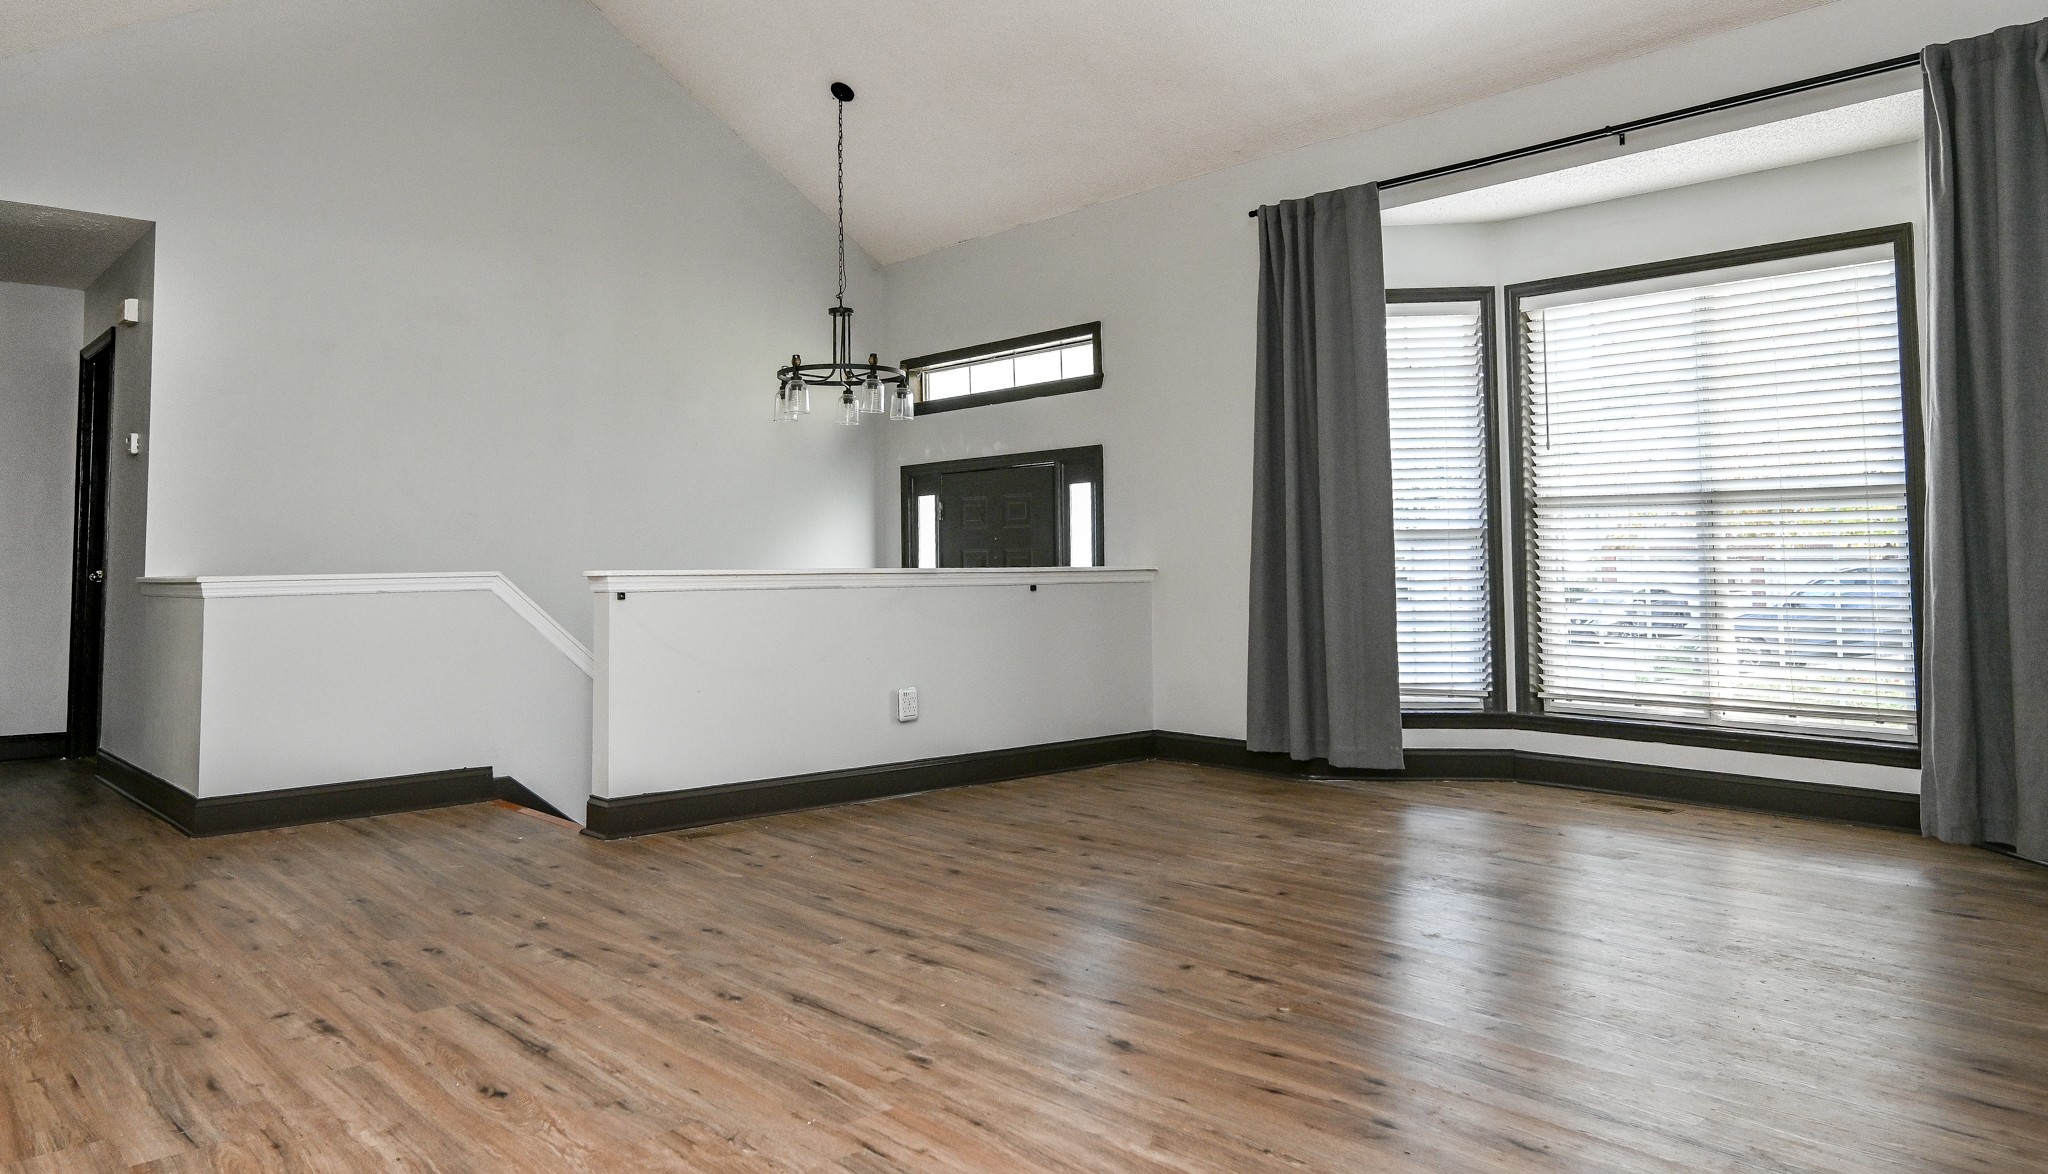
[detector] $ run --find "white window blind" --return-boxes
[1520,251,1915,739]
[1388,299,1493,709]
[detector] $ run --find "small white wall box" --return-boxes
[119,298,141,325]
[895,686,919,722]
[126,433,142,456]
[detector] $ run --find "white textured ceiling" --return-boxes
[1383,89,1924,225]
[593,0,1836,263]
[0,0,230,59]
[0,1,1847,263]
[0,200,152,289]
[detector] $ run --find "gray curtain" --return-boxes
[1921,20,2048,863]
[1246,184,1403,769]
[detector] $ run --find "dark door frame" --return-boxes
[901,445,1105,568]
[66,328,117,758]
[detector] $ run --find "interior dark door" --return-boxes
[66,331,116,758]
[937,464,1060,567]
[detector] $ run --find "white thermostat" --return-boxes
[895,686,919,722]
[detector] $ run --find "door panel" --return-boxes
[900,446,1104,571]
[67,333,115,758]
[937,465,1059,568]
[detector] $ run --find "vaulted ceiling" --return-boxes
[590,0,1836,262]
[1,1,1838,264]
[0,0,229,60]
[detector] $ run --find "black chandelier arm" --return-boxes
[830,305,854,368]
[777,362,909,387]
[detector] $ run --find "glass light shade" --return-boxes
[889,385,914,420]
[793,380,811,414]
[858,351,885,413]
[840,391,861,425]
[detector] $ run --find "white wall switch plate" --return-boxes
[895,686,918,722]
[119,298,141,326]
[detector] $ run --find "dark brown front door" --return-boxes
[937,464,1060,567]
[67,330,116,758]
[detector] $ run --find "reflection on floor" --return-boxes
[2,756,2043,1171]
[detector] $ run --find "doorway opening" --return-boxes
[0,198,153,764]
[901,446,1104,569]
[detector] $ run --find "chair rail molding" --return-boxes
[140,572,592,676]
[587,567,1157,594]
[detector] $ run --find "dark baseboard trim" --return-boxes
[586,729,1917,840]
[94,753,564,837]
[1152,731,1512,781]
[190,767,501,835]
[584,731,1156,839]
[1150,731,1920,831]
[91,727,1918,840]
[0,731,67,763]
[95,750,199,830]
[1399,710,1920,768]
[1506,750,1920,830]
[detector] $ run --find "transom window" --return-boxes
[903,323,1102,413]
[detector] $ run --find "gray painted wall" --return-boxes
[0,280,83,736]
[1381,142,1924,289]
[874,0,2040,788]
[0,0,884,642]
[85,232,161,770]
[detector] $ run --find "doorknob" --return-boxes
[87,569,105,583]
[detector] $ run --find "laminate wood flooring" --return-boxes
[3,756,2045,1171]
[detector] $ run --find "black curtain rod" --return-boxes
[1247,52,1922,217]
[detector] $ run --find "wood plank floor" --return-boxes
[3,758,2046,1172]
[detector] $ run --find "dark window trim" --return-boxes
[902,322,1102,414]
[1401,711,1919,768]
[1387,287,1507,713]
[900,445,1105,568]
[1500,223,1925,750]
[913,375,1101,415]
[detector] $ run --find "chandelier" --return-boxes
[776,82,912,425]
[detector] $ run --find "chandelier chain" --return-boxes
[836,97,847,307]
